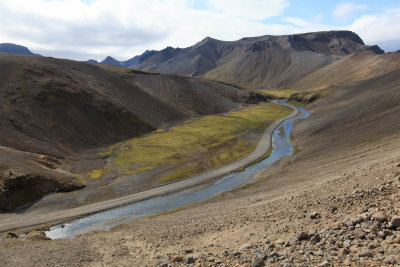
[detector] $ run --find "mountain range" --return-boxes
[1,30,400,211]
[98,31,389,89]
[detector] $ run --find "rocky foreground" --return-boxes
[153,162,400,267]
[1,150,399,267]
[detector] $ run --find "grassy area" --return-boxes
[87,166,111,179]
[93,103,292,182]
[257,89,300,98]
[98,64,159,75]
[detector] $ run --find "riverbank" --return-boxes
[0,102,299,233]
[1,73,399,266]
[1,125,398,266]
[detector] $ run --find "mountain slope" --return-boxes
[0,43,34,55]
[287,50,400,90]
[0,53,261,210]
[129,31,384,89]
[1,54,259,156]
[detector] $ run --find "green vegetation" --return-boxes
[87,166,111,179]
[99,64,159,75]
[93,103,292,182]
[257,89,300,98]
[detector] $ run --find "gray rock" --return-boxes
[343,239,351,247]
[357,250,373,257]
[315,250,324,256]
[251,258,265,267]
[310,234,321,244]
[172,256,183,262]
[186,255,195,264]
[372,212,387,222]
[384,255,396,264]
[297,232,309,241]
[389,216,400,228]
[318,259,330,267]
[269,251,278,258]
[240,243,252,251]
[310,212,321,219]
[353,229,366,239]
[366,233,376,240]
[384,229,393,236]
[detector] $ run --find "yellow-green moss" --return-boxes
[89,103,292,182]
[257,89,301,98]
[86,166,111,179]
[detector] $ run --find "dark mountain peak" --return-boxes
[87,59,98,63]
[101,56,121,66]
[365,45,385,54]
[122,55,140,67]
[0,43,34,55]
[301,30,365,45]
[196,36,220,46]
[202,36,217,42]
[286,30,383,56]
[138,50,158,64]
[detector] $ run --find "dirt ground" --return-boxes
[0,70,399,266]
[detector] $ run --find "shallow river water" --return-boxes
[46,103,309,239]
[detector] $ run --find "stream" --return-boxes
[46,103,309,239]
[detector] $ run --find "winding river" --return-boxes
[46,103,309,239]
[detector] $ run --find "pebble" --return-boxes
[310,212,321,219]
[172,256,183,262]
[251,258,265,267]
[240,243,253,251]
[389,216,400,228]
[296,232,309,241]
[357,250,373,257]
[372,212,387,222]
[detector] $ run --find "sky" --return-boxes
[0,0,399,61]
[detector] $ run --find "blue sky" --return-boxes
[0,0,399,60]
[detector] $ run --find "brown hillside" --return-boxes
[0,53,260,210]
[288,50,400,90]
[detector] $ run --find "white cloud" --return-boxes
[349,9,400,51]
[0,0,292,60]
[0,0,398,60]
[208,0,288,20]
[283,17,311,28]
[333,2,368,21]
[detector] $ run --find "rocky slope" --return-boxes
[288,50,400,90]
[0,53,263,211]
[124,31,385,89]
[1,67,399,266]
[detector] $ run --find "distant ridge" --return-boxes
[0,43,35,55]
[100,55,140,68]
[104,31,386,89]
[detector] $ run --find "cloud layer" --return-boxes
[0,0,398,61]
[333,2,368,21]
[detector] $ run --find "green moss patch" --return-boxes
[93,103,292,182]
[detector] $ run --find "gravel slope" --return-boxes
[0,103,298,232]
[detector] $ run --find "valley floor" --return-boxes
[1,70,400,266]
[0,113,399,266]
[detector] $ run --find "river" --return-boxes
[46,103,309,239]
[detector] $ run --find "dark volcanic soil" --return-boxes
[0,53,265,211]
[1,62,399,267]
